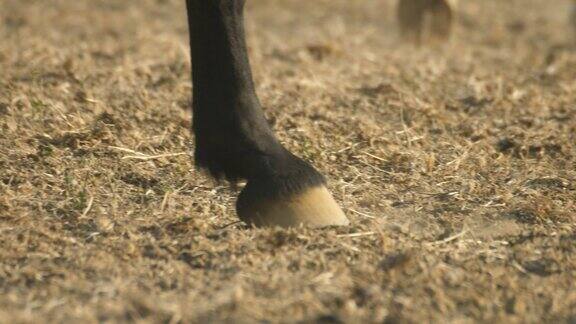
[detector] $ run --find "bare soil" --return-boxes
[1,0,575,322]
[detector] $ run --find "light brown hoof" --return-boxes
[237,184,349,228]
[397,0,457,44]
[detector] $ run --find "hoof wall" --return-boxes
[237,185,349,228]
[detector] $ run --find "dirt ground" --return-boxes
[0,0,575,322]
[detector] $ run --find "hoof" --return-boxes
[237,183,349,228]
[572,1,576,39]
[397,0,426,44]
[397,0,457,44]
[428,0,457,43]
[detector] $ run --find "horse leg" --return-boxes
[185,0,349,227]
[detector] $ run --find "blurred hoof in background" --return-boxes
[572,0,576,41]
[397,0,457,45]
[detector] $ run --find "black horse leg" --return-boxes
[185,0,349,227]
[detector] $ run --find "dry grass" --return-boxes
[1,0,575,322]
